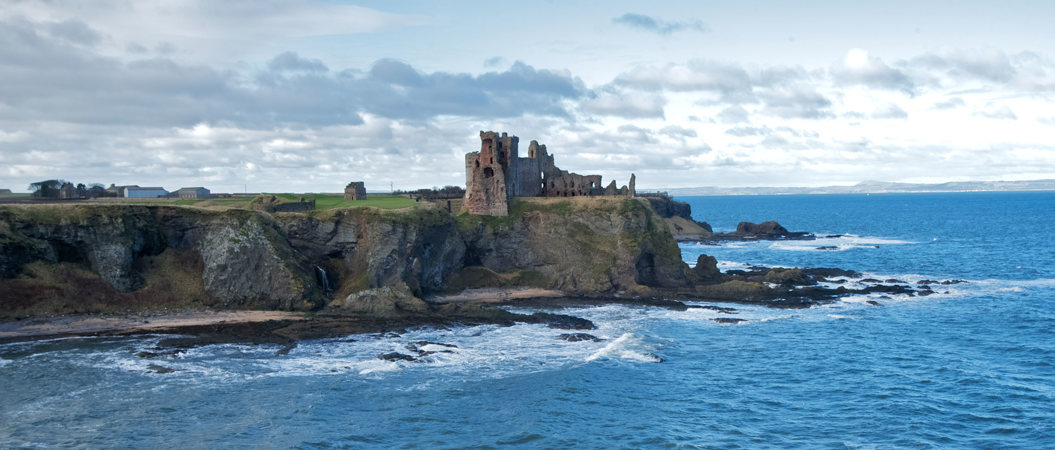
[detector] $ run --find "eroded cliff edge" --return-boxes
[0,197,690,321]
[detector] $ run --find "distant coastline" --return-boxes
[661,179,1055,196]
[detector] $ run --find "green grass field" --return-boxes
[2,193,421,211]
[270,193,418,210]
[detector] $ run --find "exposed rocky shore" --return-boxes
[0,196,961,346]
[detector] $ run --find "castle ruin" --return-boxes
[344,182,367,201]
[463,131,635,216]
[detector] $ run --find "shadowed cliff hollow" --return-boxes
[0,197,692,319]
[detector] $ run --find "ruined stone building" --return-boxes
[463,131,635,216]
[344,182,367,201]
[58,183,77,200]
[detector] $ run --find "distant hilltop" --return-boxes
[662,179,1055,196]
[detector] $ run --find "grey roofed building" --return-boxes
[177,187,210,199]
[123,186,168,198]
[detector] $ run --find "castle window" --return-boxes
[475,160,480,168]
[483,167,494,178]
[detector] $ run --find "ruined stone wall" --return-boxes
[545,171,605,198]
[268,199,316,213]
[252,196,316,213]
[512,156,544,197]
[344,182,367,201]
[501,137,521,197]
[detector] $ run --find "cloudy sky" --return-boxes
[2,0,1055,193]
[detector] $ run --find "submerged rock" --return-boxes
[691,305,739,314]
[378,352,417,362]
[527,312,596,330]
[274,342,297,356]
[145,364,177,374]
[405,341,458,356]
[558,333,602,342]
[802,268,862,279]
[135,349,184,359]
[711,318,747,324]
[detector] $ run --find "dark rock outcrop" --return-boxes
[761,268,813,286]
[378,352,416,362]
[692,254,723,284]
[694,220,813,242]
[736,221,789,236]
[645,196,692,220]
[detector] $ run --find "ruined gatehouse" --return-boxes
[463,131,635,216]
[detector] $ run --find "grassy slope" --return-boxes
[78,193,419,211]
[272,193,418,210]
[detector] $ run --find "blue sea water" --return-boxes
[2,192,1054,448]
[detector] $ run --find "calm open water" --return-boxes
[2,192,1053,448]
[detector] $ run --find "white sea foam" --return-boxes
[768,234,917,252]
[25,273,1048,384]
[718,260,770,271]
[75,312,663,382]
[584,333,662,363]
[356,359,400,375]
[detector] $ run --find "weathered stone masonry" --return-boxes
[463,131,635,216]
[344,182,367,201]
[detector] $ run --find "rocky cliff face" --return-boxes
[276,207,466,298]
[456,198,689,294]
[0,198,692,318]
[0,206,322,316]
